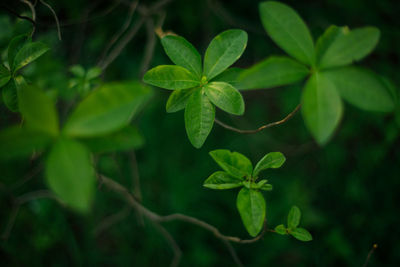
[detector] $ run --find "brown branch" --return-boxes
[139,17,157,77]
[215,103,301,134]
[20,0,36,37]
[362,243,378,267]
[98,175,267,244]
[93,206,132,236]
[39,0,62,40]
[1,4,36,25]
[152,221,182,267]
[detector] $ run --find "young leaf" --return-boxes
[209,149,253,178]
[316,26,380,69]
[13,42,49,72]
[0,126,51,160]
[45,138,96,213]
[161,35,202,78]
[236,188,266,237]
[290,228,312,242]
[259,1,314,65]
[204,81,245,115]
[17,78,59,136]
[211,68,243,89]
[184,89,215,148]
[302,73,343,145]
[238,56,309,90]
[0,64,11,87]
[166,87,196,113]
[80,125,144,154]
[7,34,29,70]
[287,205,301,229]
[203,171,244,190]
[86,67,102,80]
[64,81,152,137]
[261,184,273,191]
[69,65,85,78]
[203,29,248,80]
[274,224,287,235]
[253,152,286,178]
[143,65,200,90]
[324,67,395,112]
[2,79,18,112]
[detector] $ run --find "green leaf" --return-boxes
[238,56,309,90]
[203,171,243,190]
[253,151,285,178]
[45,138,96,213]
[17,77,59,136]
[161,35,202,78]
[80,125,144,154]
[211,68,243,89]
[274,224,287,235]
[204,82,244,115]
[324,67,395,112]
[64,81,152,137]
[0,63,11,87]
[209,149,253,178]
[316,26,380,69]
[287,205,301,229]
[184,89,215,148]
[86,67,102,80]
[69,65,85,78]
[7,34,29,70]
[143,65,200,90]
[259,1,314,65]
[2,79,19,112]
[13,42,49,72]
[0,126,51,160]
[290,227,312,242]
[260,183,273,191]
[203,29,248,80]
[302,73,343,145]
[236,188,266,237]
[166,87,196,113]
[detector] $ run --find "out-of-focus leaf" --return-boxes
[0,63,11,87]
[2,79,18,112]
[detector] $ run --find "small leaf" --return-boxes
[203,29,248,80]
[274,224,287,235]
[203,171,243,190]
[0,63,11,87]
[166,87,196,113]
[184,89,215,148]
[259,1,314,65]
[13,42,49,72]
[260,184,273,191]
[45,138,96,212]
[69,65,85,77]
[316,26,380,69]
[0,126,51,160]
[253,151,286,178]
[290,228,312,242]
[209,149,253,178]
[2,79,18,112]
[211,68,243,88]
[64,81,152,137]
[17,77,59,136]
[287,205,301,229]
[236,188,266,237]
[161,35,202,78]
[80,125,144,154]
[324,67,395,112]
[302,73,343,145]
[143,65,200,90]
[204,81,245,115]
[7,34,29,70]
[86,67,102,80]
[238,56,309,90]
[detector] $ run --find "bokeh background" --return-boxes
[1,0,400,266]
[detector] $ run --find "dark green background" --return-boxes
[1,0,399,266]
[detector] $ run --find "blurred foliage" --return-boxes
[1,0,400,266]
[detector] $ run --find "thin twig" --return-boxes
[20,0,36,37]
[222,239,244,267]
[97,0,139,66]
[93,206,132,236]
[139,17,157,77]
[215,103,301,134]
[0,4,36,25]
[99,175,267,244]
[39,0,62,40]
[152,221,182,267]
[362,244,378,267]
